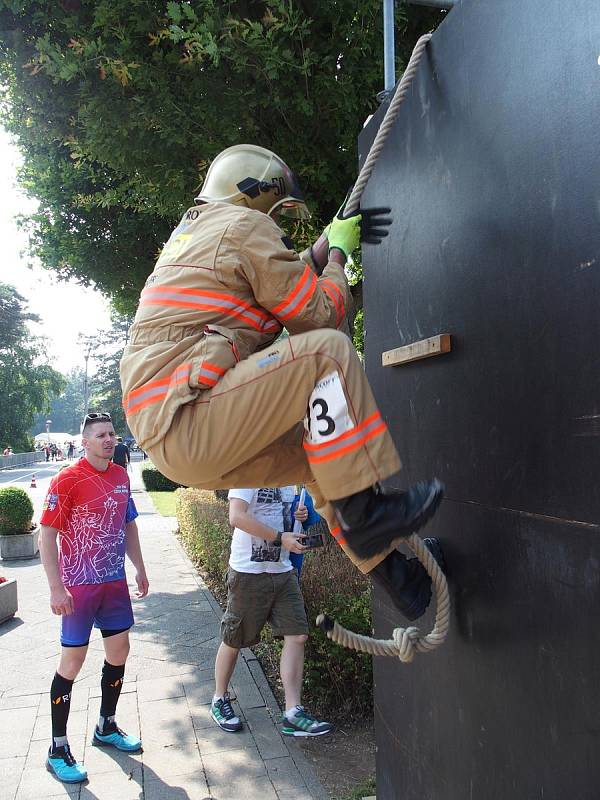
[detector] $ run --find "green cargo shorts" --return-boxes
[220,567,309,649]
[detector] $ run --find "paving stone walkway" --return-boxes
[0,464,327,799]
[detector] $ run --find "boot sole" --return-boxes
[350,480,444,560]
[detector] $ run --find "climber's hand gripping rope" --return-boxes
[325,188,393,259]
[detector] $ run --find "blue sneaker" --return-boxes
[46,746,88,783]
[93,724,142,752]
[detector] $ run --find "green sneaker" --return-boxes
[281,706,333,737]
[210,692,243,732]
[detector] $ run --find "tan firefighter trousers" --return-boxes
[150,328,402,573]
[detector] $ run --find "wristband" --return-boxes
[273,532,283,547]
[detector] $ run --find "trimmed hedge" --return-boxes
[176,488,373,721]
[0,487,34,534]
[176,489,231,586]
[141,462,184,492]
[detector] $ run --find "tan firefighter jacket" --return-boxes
[120,202,353,450]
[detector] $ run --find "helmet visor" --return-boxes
[275,167,310,219]
[269,197,311,220]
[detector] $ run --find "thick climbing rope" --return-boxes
[317,532,450,662]
[344,33,432,215]
[317,33,451,661]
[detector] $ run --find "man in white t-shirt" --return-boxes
[210,487,333,737]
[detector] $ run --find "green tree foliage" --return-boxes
[0,0,442,317]
[87,312,131,433]
[0,282,64,450]
[31,366,86,435]
[31,315,132,437]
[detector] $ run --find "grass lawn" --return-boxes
[148,491,178,517]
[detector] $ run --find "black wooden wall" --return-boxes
[358,1,600,797]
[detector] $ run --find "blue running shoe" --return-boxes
[93,724,142,752]
[46,746,88,783]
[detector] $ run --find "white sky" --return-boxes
[0,127,112,375]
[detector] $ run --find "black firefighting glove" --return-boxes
[358,205,393,244]
[328,186,393,246]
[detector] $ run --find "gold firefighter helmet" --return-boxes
[195,144,310,220]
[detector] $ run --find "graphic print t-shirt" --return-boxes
[227,488,293,574]
[40,458,138,587]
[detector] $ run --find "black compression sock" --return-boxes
[99,661,125,731]
[50,672,74,751]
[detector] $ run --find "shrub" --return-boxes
[141,462,184,492]
[175,487,373,721]
[176,489,231,588]
[0,487,34,535]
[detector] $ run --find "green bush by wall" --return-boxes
[0,486,34,534]
[141,462,184,492]
[175,488,373,720]
[176,489,231,584]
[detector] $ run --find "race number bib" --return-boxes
[305,371,354,444]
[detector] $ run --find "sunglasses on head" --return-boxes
[82,412,112,423]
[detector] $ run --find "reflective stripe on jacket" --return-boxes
[120,202,352,450]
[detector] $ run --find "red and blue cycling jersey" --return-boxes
[41,457,138,587]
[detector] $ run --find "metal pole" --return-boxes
[83,350,90,419]
[383,0,396,94]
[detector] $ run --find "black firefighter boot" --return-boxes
[369,538,446,621]
[331,479,444,561]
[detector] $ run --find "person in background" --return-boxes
[211,486,332,738]
[281,485,321,579]
[39,412,149,784]
[112,437,131,469]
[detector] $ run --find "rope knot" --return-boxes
[316,532,450,660]
[392,626,420,663]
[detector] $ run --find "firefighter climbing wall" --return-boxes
[359,1,600,798]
